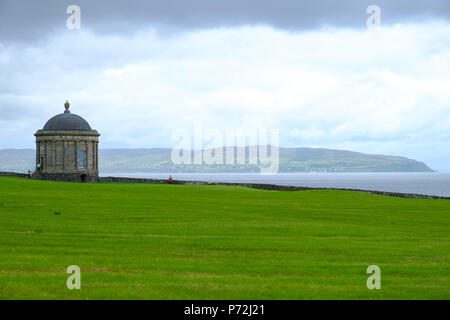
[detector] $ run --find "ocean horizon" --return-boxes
[100,172,450,197]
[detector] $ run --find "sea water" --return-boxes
[100,172,450,197]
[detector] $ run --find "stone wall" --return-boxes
[98,176,168,184]
[1,171,448,199]
[0,171,97,182]
[34,172,98,183]
[0,171,28,178]
[97,176,450,200]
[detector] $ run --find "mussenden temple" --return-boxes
[34,100,100,182]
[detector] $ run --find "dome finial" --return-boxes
[64,100,70,113]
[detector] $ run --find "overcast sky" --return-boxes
[1,0,449,170]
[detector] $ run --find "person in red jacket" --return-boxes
[168,175,173,184]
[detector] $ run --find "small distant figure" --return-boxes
[28,170,32,179]
[168,175,173,184]
[36,163,41,172]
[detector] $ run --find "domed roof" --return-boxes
[42,100,93,131]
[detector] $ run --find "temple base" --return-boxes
[33,172,98,183]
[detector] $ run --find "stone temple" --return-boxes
[34,100,100,182]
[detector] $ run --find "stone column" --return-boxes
[52,140,56,171]
[91,141,95,170]
[75,141,79,170]
[85,141,88,170]
[96,141,99,172]
[43,141,47,171]
[63,141,67,171]
[36,141,40,167]
[46,140,50,169]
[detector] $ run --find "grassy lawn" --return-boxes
[0,176,448,299]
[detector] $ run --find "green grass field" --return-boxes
[0,176,449,299]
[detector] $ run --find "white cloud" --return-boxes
[1,21,450,169]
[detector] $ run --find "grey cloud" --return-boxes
[1,0,449,42]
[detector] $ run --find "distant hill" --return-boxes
[0,147,433,173]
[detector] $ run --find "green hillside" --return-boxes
[0,147,433,173]
[0,177,448,299]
